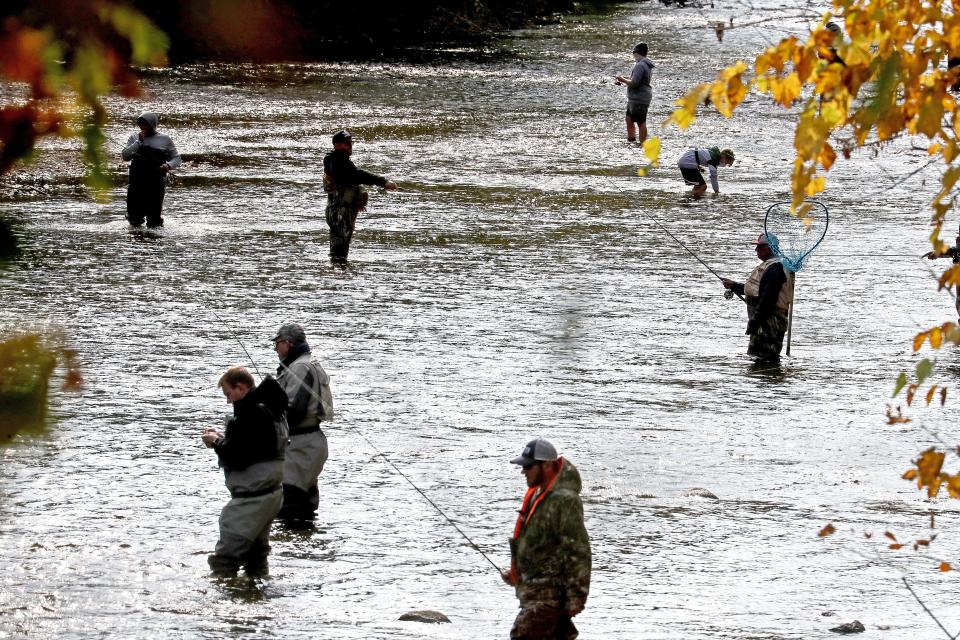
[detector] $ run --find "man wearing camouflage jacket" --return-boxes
[502,438,591,640]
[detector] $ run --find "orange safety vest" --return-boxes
[509,457,565,581]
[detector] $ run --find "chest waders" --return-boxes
[324,173,368,260]
[127,145,168,227]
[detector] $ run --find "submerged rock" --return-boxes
[681,488,719,500]
[399,610,451,624]
[829,620,865,634]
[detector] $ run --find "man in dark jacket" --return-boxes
[323,130,397,260]
[272,323,333,522]
[502,438,591,640]
[202,367,289,576]
[120,112,180,228]
[722,233,795,363]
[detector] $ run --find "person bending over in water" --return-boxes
[677,147,734,196]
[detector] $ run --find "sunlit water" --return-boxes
[3,2,960,638]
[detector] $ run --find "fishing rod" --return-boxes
[190,291,503,575]
[184,293,483,563]
[646,217,747,302]
[272,358,503,575]
[184,291,264,380]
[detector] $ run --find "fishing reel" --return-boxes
[723,289,734,300]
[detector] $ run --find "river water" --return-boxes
[2,1,960,638]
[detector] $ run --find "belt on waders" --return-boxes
[229,484,280,499]
[289,425,321,436]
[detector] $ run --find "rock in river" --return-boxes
[399,610,451,624]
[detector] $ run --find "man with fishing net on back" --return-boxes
[501,438,591,640]
[721,233,795,363]
[323,130,398,261]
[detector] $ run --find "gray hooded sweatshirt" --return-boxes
[626,57,655,106]
[121,112,181,170]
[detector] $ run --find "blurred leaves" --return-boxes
[0,331,83,444]
[0,1,168,191]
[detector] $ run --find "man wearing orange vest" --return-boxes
[502,438,591,640]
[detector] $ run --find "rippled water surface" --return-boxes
[3,2,960,638]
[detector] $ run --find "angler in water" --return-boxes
[202,367,288,577]
[502,438,591,640]
[323,130,397,261]
[120,112,181,228]
[677,147,734,196]
[613,42,654,144]
[272,323,333,523]
[721,233,795,363]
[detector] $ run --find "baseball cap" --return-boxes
[751,233,777,246]
[510,438,558,466]
[272,323,306,343]
[633,42,648,55]
[332,130,352,144]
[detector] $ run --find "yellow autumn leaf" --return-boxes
[945,474,960,498]
[805,175,826,195]
[916,448,946,497]
[930,326,943,348]
[913,89,945,138]
[925,384,938,405]
[902,468,919,480]
[818,142,837,170]
[764,74,801,108]
[642,137,661,166]
[665,83,711,129]
[929,143,942,155]
[913,330,928,352]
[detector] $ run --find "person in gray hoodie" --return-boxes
[272,323,333,522]
[120,112,180,228]
[614,43,655,143]
[202,367,288,577]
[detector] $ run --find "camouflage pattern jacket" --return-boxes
[509,458,591,611]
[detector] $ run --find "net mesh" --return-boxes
[764,200,829,273]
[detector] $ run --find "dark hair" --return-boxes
[218,366,255,390]
[633,42,648,56]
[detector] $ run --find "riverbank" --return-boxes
[134,0,627,62]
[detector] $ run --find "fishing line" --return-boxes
[273,358,503,574]
[183,290,264,381]
[189,289,503,574]
[611,185,746,301]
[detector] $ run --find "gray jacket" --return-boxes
[277,351,334,432]
[121,112,181,169]
[626,57,654,105]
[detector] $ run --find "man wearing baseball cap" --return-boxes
[502,438,591,639]
[272,323,334,522]
[721,233,794,363]
[322,130,398,261]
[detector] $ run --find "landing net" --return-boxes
[764,200,829,273]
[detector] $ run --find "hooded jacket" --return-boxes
[121,112,181,180]
[626,57,655,105]
[214,376,289,497]
[509,458,591,611]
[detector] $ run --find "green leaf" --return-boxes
[893,371,908,397]
[916,358,935,385]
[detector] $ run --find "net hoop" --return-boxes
[763,200,829,273]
